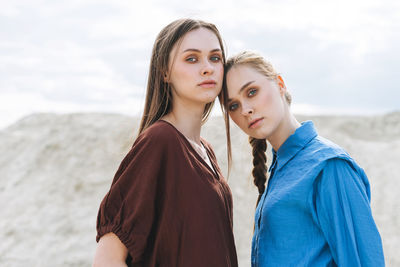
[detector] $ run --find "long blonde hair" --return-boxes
[220,51,292,205]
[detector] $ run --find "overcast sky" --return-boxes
[1,0,399,129]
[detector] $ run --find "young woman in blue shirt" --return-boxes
[221,51,385,266]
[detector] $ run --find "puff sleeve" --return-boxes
[96,130,168,262]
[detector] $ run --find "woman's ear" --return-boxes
[163,72,169,82]
[277,75,287,94]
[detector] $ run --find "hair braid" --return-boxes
[249,137,268,206]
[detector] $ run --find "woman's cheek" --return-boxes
[231,115,244,131]
[216,64,224,81]
[261,90,273,106]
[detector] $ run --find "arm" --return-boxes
[93,232,128,267]
[314,158,385,266]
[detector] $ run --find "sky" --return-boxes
[1,0,400,129]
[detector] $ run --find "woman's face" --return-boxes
[226,65,287,140]
[166,28,224,106]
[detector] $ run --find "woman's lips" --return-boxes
[198,80,217,88]
[249,118,264,129]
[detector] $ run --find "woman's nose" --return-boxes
[201,60,214,76]
[241,103,254,116]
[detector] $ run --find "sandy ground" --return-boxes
[0,112,398,266]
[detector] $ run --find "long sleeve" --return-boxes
[314,158,385,267]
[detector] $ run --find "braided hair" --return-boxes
[249,137,267,206]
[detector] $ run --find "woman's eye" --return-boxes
[210,55,221,62]
[228,103,239,112]
[248,88,257,97]
[186,57,197,62]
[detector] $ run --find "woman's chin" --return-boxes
[198,96,218,105]
[246,129,268,140]
[199,90,220,102]
[251,134,267,140]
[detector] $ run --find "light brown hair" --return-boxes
[138,18,226,135]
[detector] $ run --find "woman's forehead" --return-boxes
[227,65,259,84]
[176,28,221,53]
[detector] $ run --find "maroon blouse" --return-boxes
[96,120,238,266]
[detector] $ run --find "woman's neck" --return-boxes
[268,112,300,152]
[161,102,205,144]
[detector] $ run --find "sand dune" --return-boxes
[0,112,399,266]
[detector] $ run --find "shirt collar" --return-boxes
[270,121,318,172]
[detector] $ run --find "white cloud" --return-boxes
[0,0,399,128]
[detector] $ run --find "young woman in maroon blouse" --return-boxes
[92,19,238,267]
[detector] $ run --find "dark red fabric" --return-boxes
[96,120,238,267]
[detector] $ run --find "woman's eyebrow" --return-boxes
[182,48,221,53]
[227,81,255,102]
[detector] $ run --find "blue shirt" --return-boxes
[252,121,385,267]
